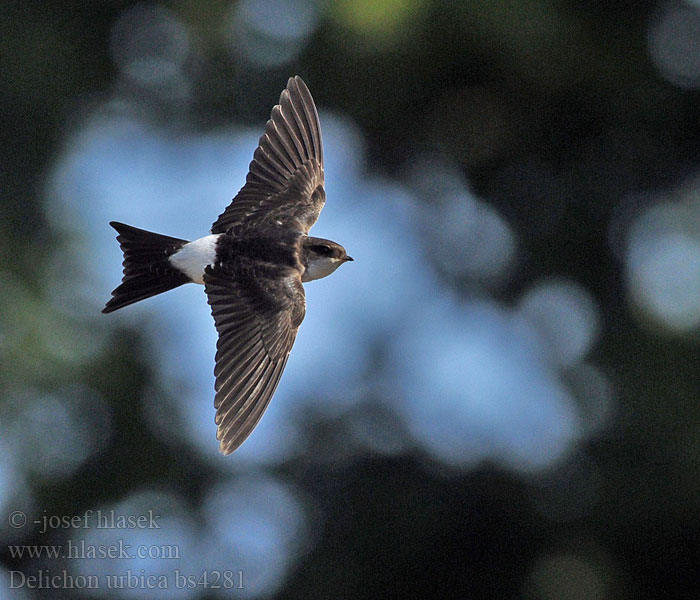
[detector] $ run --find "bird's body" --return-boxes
[103,76,352,454]
[167,230,347,286]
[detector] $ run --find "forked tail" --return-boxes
[102,221,190,313]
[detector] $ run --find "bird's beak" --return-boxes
[344,256,354,262]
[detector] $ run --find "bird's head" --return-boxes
[302,237,353,282]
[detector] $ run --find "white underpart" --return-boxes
[169,234,220,284]
[303,257,344,282]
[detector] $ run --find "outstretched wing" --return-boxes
[211,76,325,235]
[203,263,306,454]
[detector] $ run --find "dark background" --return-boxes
[2,1,700,598]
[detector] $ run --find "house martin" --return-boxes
[103,76,353,454]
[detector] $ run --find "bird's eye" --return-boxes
[316,245,332,256]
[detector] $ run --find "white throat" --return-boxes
[303,257,342,282]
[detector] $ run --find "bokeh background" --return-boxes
[2,0,700,598]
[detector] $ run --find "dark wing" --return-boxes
[204,263,305,454]
[211,76,325,235]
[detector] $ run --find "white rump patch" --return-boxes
[169,234,220,284]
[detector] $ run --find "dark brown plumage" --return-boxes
[205,76,330,454]
[103,76,352,455]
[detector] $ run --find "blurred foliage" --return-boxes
[2,0,700,599]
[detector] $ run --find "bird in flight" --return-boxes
[103,76,353,454]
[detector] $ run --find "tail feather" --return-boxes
[103,221,190,313]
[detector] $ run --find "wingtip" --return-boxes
[218,441,234,456]
[288,75,309,92]
[102,296,120,313]
[108,221,129,235]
